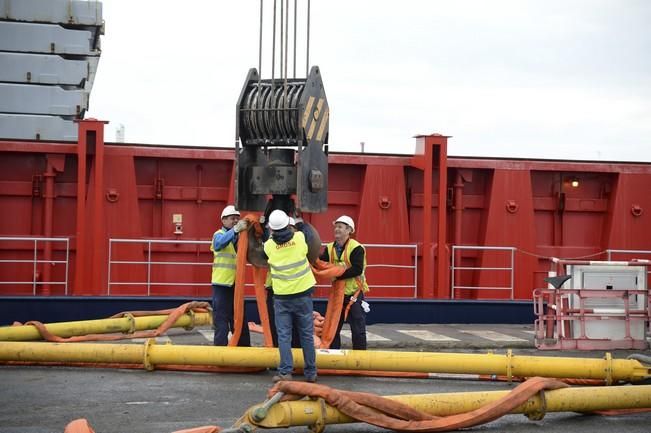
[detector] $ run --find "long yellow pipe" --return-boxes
[244,385,651,429]
[0,343,648,383]
[0,313,211,341]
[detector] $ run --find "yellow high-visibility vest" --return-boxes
[264,232,316,295]
[210,228,237,285]
[327,238,369,296]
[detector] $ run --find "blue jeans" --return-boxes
[212,283,251,347]
[274,292,316,378]
[266,287,302,348]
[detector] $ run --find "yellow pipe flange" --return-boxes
[308,398,327,433]
[506,349,513,383]
[143,338,156,371]
[524,389,547,421]
[183,309,196,331]
[123,313,136,335]
[604,352,613,385]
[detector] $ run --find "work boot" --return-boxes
[272,373,293,383]
[306,376,317,383]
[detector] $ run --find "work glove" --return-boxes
[233,219,249,233]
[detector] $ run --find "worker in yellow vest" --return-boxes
[264,217,300,348]
[263,210,317,383]
[210,205,250,346]
[319,215,369,350]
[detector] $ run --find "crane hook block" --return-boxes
[235,66,329,213]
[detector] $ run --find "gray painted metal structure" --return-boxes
[0,0,103,26]
[0,0,103,141]
[0,114,78,141]
[0,52,88,85]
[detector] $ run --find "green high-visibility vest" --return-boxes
[210,228,237,285]
[264,232,316,295]
[327,238,369,296]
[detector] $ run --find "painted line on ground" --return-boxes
[396,330,460,342]
[340,330,390,341]
[459,330,527,342]
[198,329,215,341]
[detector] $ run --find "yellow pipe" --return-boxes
[244,385,651,429]
[0,343,648,383]
[0,313,211,341]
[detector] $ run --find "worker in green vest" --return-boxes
[263,210,317,383]
[210,205,250,346]
[264,217,300,348]
[319,215,369,350]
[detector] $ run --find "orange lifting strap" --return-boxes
[269,377,569,432]
[230,215,346,349]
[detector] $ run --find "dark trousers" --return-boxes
[266,287,301,348]
[212,283,251,346]
[331,292,367,350]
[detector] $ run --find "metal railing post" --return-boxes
[510,247,515,300]
[413,244,418,299]
[451,246,456,299]
[64,238,69,295]
[107,239,112,296]
[32,239,38,295]
[147,240,152,296]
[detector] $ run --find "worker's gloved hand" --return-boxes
[361,300,371,313]
[233,219,249,233]
[259,215,266,225]
[294,217,304,225]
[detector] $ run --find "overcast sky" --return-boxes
[87,0,651,162]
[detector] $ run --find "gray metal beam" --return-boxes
[0,52,88,85]
[0,114,77,141]
[0,83,88,116]
[0,21,99,55]
[0,0,103,26]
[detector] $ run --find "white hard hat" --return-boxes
[268,209,290,230]
[333,215,355,233]
[220,205,240,219]
[288,217,296,227]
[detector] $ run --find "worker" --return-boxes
[320,215,369,350]
[264,217,301,347]
[210,205,251,346]
[263,210,317,383]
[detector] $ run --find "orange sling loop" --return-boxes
[238,222,346,349]
[13,301,211,343]
[269,377,569,432]
[310,259,346,348]
[229,214,274,348]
